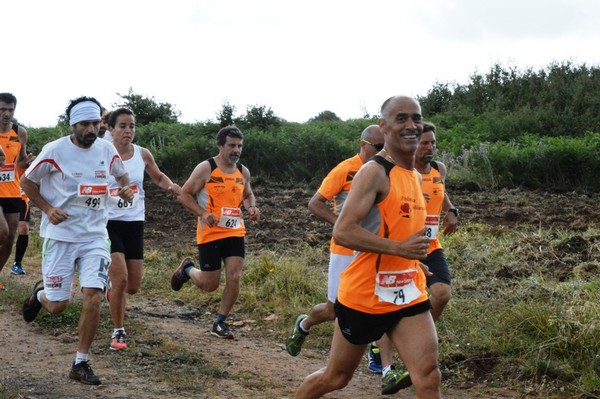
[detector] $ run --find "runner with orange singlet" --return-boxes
[170,125,260,339]
[294,95,442,399]
[0,92,28,289]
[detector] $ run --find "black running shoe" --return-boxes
[170,257,193,291]
[69,361,101,385]
[22,280,44,322]
[211,321,234,339]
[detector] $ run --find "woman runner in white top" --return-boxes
[106,108,181,351]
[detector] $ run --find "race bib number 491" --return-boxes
[75,184,107,210]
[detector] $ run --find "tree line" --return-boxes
[25,61,600,192]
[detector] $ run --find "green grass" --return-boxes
[3,223,600,398]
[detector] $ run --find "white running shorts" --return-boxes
[41,238,111,302]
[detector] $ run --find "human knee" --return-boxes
[324,303,336,321]
[438,287,452,304]
[17,223,29,235]
[328,370,354,391]
[200,280,220,292]
[46,300,69,314]
[126,284,140,295]
[112,276,128,291]
[82,289,102,307]
[413,363,442,394]
[1,230,16,244]
[431,284,452,304]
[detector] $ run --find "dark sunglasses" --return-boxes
[361,139,384,151]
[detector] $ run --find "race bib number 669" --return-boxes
[108,184,140,209]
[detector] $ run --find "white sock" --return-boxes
[36,290,44,303]
[75,352,88,365]
[299,319,309,333]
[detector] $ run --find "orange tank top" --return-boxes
[337,156,429,314]
[195,158,246,244]
[316,154,363,255]
[0,125,23,198]
[421,161,444,253]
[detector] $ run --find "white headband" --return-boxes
[69,101,101,126]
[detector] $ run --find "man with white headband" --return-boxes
[20,96,134,385]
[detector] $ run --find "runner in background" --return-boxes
[11,154,36,275]
[0,92,28,290]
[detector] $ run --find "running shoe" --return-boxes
[170,257,193,291]
[381,366,412,395]
[285,314,309,356]
[69,361,101,385]
[110,330,128,350]
[211,321,234,339]
[367,343,383,374]
[11,262,26,275]
[22,280,44,322]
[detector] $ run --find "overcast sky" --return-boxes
[5,0,600,127]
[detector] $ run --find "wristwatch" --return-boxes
[447,208,459,217]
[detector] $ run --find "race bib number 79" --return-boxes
[374,269,422,305]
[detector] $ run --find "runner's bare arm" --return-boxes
[21,175,69,224]
[115,173,134,202]
[16,127,29,169]
[333,161,430,260]
[141,147,181,195]
[241,166,260,221]
[308,192,337,226]
[179,161,218,227]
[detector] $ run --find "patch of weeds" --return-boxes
[0,377,23,399]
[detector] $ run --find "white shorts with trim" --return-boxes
[327,253,354,302]
[41,238,111,302]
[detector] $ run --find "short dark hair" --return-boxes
[108,108,135,128]
[422,122,436,134]
[65,96,102,124]
[0,93,17,106]
[216,125,243,146]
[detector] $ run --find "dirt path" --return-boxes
[0,275,521,398]
[3,184,595,398]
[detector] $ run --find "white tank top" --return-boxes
[107,144,146,221]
